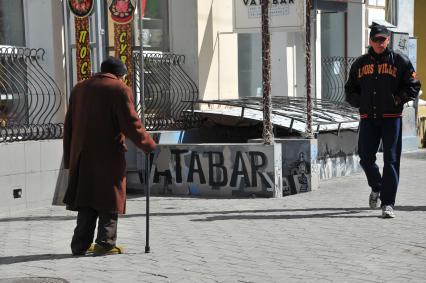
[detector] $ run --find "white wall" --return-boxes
[197,0,239,101]
[271,32,289,97]
[294,32,307,98]
[169,0,309,100]
[169,0,199,85]
[347,0,365,57]
[0,140,63,215]
[397,0,414,36]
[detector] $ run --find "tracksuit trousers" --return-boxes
[358,117,402,207]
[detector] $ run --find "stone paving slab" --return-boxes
[0,150,425,282]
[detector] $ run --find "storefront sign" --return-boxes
[233,0,305,33]
[109,0,136,87]
[69,0,94,81]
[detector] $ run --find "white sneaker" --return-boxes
[369,191,380,209]
[382,205,395,218]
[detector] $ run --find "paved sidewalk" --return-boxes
[1,150,426,283]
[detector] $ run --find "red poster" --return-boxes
[69,0,93,82]
[68,0,94,18]
[114,23,133,87]
[109,0,136,88]
[75,17,92,81]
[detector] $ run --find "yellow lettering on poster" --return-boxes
[79,30,88,44]
[81,62,88,75]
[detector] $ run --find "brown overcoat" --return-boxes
[63,73,156,214]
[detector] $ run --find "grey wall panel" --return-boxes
[0,140,62,215]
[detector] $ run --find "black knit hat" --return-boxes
[369,22,390,39]
[101,56,127,76]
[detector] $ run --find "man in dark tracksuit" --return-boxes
[345,23,421,218]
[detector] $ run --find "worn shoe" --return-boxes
[87,243,95,254]
[369,191,380,209]
[93,244,124,256]
[72,243,96,256]
[382,205,395,218]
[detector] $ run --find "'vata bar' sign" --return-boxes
[233,0,305,33]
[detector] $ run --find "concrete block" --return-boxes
[0,143,25,175]
[40,140,62,171]
[40,170,60,203]
[25,172,43,206]
[149,143,282,197]
[402,106,418,151]
[0,175,11,214]
[24,141,41,173]
[0,140,63,213]
[8,174,27,211]
[317,131,361,180]
[274,138,319,196]
[249,138,319,196]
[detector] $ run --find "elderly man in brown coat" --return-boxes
[63,57,156,256]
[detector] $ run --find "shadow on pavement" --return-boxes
[191,211,377,221]
[190,206,426,222]
[1,206,424,223]
[0,253,76,265]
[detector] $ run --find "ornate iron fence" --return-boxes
[0,47,63,143]
[133,52,199,130]
[321,56,356,102]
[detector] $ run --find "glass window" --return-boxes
[139,0,169,51]
[367,0,395,25]
[0,0,25,46]
[368,0,385,6]
[366,0,397,49]
[105,0,169,53]
[238,34,262,98]
[320,11,347,102]
[0,0,26,127]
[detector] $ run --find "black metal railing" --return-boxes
[133,52,199,130]
[0,47,63,143]
[321,56,356,102]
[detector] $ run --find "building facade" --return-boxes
[0,0,421,212]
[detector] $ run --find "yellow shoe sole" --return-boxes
[93,244,124,256]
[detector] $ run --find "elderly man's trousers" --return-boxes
[71,207,118,255]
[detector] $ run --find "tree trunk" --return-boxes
[262,0,273,145]
[305,0,314,139]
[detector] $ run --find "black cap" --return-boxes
[101,56,127,76]
[369,22,390,39]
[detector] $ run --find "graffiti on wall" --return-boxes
[279,139,317,196]
[282,151,312,196]
[317,132,361,180]
[318,149,360,180]
[149,145,281,197]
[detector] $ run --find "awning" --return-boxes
[194,97,359,134]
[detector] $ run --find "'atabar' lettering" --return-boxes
[153,150,272,188]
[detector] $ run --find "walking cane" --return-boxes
[138,0,150,254]
[145,153,150,253]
